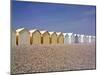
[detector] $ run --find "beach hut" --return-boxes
[49,32,57,44]
[91,36,95,43]
[74,34,79,43]
[86,36,89,43]
[88,36,92,43]
[40,31,50,44]
[16,28,30,45]
[11,30,16,47]
[83,35,89,43]
[29,29,41,45]
[83,35,87,43]
[80,35,84,43]
[70,33,75,44]
[57,32,64,44]
[77,34,81,43]
[64,33,73,44]
[63,33,69,44]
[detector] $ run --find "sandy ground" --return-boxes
[11,43,96,74]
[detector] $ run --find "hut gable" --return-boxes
[40,31,50,44]
[16,28,30,45]
[49,32,57,44]
[57,32,64,44]
[29,29,41,44]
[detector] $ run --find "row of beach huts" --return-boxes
[12,28,96,46]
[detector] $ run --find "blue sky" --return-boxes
[12,1,96,35]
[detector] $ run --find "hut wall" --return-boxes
[89,36,92,43]
[83,36,87,43]
[71,34,75,44]
[51,34,57,44]
[64,34,69,44]
[74,35,79,43]
[32,31,41,44]
[78,35,81,43]
[83,36,89,43]
[80,35,84,43]
[58,35,64,44]
[42,32,50,44]
[91,36,95,43]
[18,30,30,45]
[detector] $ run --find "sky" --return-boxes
[12,1,96,35]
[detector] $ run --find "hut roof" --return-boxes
[29,29,39,33]
[74,34,80,37]
[49,31,56,35]
[16,28,24,33]
[56,32,62,36]
[40,30,48,34]
[49,32,57,37]
[67,33,73,36]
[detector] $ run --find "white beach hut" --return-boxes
[74,34,80,43]
[83,35,89,43]
[16,28,30,45]
[91,36,96,43]
[88,36,92,43]
[77,34,81,43]
[70,33,75,44]
[64,33,73,44]
[63,33,69,44]
[80,35,84,43]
